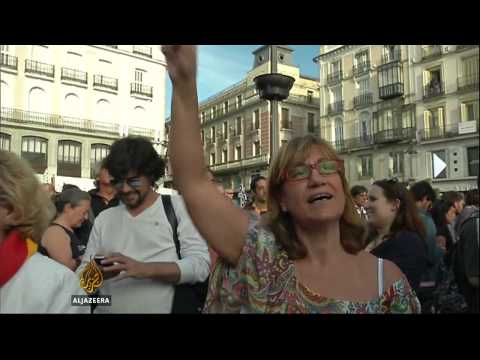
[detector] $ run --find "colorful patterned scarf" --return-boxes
[0,230,38,287]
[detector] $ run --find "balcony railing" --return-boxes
[422,46,442,60]
[379,82,404,99]
[374,127,415,144]
[1,107,120,135]
[61,67,87,84]
[381,49,401,65]
[353,61,370,77]
[133,45,152,58]
[417,124,460,141]
[0,53,18,70]
[128,126,155,138]
[354,93,373,108]
[327,70,343,85]
[209,154,269,173]
[331,135,374,153]
[456,45,477,52]
[328,100,344,115]
[286,94,320,106]
[457,74,479,93]
[25,59,54,78]
[130,83,153,98]
[423,81,445,100]
[93,74,119,91]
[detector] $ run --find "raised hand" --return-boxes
[161,45,197,85]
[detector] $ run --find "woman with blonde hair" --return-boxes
[0,151,89,313]
[163,45,420,313]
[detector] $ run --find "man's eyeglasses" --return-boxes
[284,159,344,182]
[111,176,143,190]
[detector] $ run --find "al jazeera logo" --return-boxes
[72,256,112,306]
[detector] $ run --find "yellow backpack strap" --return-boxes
[25,238,38,259]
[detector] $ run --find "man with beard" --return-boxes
[78,136,210,313]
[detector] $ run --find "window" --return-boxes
[0,133,11,151]
[1,45,10,53]
[307,90,314,103]
[224,101,229,114]
[432,150,447,179]
[389,151,404,176]
[253,109,260,130]
[21,136,48,174]
[253,141,260,156]
[90,144,110,178]
[235,145,242,160]
[212,106,216,118]
[335,117,344,142]
[358,78,370,95]
[355,50,369,66]
[210,153,216,165]
[222,149,228,163]
[201,111,206,123]
[134,69,144,83]
[307,113,315,132]
[462,55,479,77]
[237,95,242,108]
[331,86,342,103]
[359,112,371,142]
[223,122,228,139]
[358,155,373,178]
[58,140,82,177]
[378,63,402,87]
[423,67,443,96]
[281,108,290,129]
[211,126,215,143]
[461,100,479,122]
[424,107,445,137]
[236,117,242,135]
[331,60,341,74]
[467,147,479,176]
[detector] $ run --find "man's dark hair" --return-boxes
[443,191,464,205]
[104,136,165,184]
[409,180,437,203]
[351,185,368,198]
[465,189,479,207]
[250,175,267,194]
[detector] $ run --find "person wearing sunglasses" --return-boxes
[162,45,420,313]
[77,136,210,313]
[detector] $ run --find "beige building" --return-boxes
[0,45,167,190]
[165,45,320,191]
[315,45,479,192]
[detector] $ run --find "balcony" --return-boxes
[0,53,18,70]
[209,154,269,173]
[353,61,370,77]
[327,70,343,85]
[423,81,445,100]
[328,100,344,115]
[93,74,119,91]
[457,74,479,93]
[1,107,120,135]
[61,67,87,84]
[422,46,442,60]
[380,49,401,65]
[128,126,155,138]
[130,83,153,98]
[456,45,477,52]
[25,59,54,78]
[133,45,152,58]
[379,82,404,99]
[286,94,320,106]
[331,135,374,153]
[374,127,415,144]
[353,93,373,109]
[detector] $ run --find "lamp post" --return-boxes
[253,46,295,163]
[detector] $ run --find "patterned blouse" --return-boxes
[204,220,421,314]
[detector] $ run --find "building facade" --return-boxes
[163,45,320,192]
[0,45,167,190]
[315,45,479,192]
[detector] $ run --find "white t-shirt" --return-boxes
[78,194,210,314]
[1,253,89,314]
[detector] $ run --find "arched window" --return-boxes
[359,111,371,144]
[0,133,11,151]
[21,136,48,174]
[57,140,82,177]
[64,93,81,118]
[28,87,47,113]
[133,105,146,126]
[95,99,111,123]
[90,143,110,178]
[335,117,344,142]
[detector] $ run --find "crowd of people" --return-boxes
[0,45,478,314]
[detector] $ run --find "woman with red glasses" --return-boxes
[163,45,420,313]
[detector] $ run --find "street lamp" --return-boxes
[253,45,295,163]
